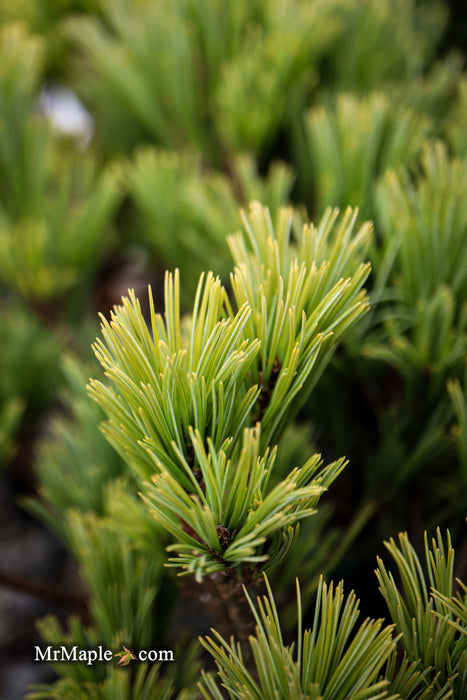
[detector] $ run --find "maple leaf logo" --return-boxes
[115,645,137,666]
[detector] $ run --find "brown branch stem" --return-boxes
[0,567,87,614]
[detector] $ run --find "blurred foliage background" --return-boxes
[0,0,466,697]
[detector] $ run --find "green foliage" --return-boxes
[29,611,199,699]
[28,662,196,700]
[0,0,99,36]
[318,0,448,93]
[346,141,467,501]
[0,3,92,83]
[0,23,121,304]
[89,272,262,482]
[25,356,128,535]
[0,23,47,217]
[226,204,371,442]
[448,372,467,489]
[23,354,201,697]
[0,146,121,302]
[62,0,339,156]
[89,203,370,476]
[0,396,23,466]
[305,139,467,533]
[375,141,467,305]
[201,575,394,699]
[201,581,394,700]
[143,425,345,580]
[0,303,62,467]
[203,0,337,153]
[0,0,465,697]
[376,529,467,697]
[22,355,177,651]
[300,92,430,218]
[125,148,294,299]
[64,510,166,650]
[433,580,467,634]
[27,495,199,696]
[365,289,466,397]
[88,203,370,579]
[200,530,467,699]
[447,77,467,156]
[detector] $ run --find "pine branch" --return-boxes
[0,567,87,614]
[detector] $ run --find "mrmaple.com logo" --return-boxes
[34,644,174,666]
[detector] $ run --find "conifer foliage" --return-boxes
[89,204,370,581]
[0,0,465,698]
